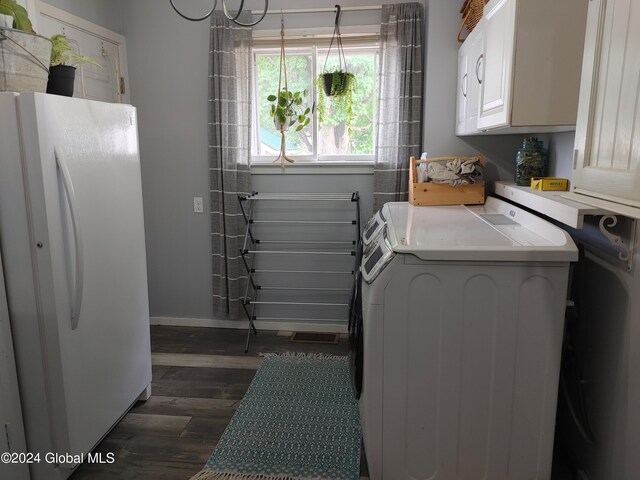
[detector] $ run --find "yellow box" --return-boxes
[530,177,569,191]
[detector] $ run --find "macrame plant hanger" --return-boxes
[273,12,295,168]
[322,5,348,82]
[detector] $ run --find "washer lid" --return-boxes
[383,197,578,262]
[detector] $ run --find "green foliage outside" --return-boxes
[256,50,377,157]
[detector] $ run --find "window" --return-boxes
[252,37,379,162]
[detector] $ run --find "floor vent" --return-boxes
[289,332,340,344]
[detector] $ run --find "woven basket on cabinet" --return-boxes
[457,0,488,42]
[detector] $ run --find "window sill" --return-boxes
[250,161,374,175]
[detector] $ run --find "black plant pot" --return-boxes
[322,72,349,96]
[47,65,76,97]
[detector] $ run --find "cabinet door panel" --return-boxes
[610,0,640,172]
[456,27,483,136]
[456,42,469,135]
[467,29,483,133]
[573,0,640,207]
[477,0,516,130]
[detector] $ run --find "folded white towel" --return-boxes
[425,157,482,187]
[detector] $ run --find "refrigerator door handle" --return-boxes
[55,148,84,330]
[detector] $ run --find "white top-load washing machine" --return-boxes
[359,197,578,480]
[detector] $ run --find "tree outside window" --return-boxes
[253,42,378,162]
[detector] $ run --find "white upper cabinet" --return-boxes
[571,0,640,215]
[456,37,469,136]
[456,27,483,135]
[457,0,588,135]
[477,0,516,130]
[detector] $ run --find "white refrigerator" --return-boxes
[0,250,29,480]
[0,92,152,480]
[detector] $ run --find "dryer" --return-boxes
[359,197,578,480]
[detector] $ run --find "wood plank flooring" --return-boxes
[64,325,574,480]
[68,326,351,480]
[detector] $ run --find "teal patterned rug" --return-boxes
[190,353,361,480]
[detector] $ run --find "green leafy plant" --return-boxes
[321,71,355,97]
[50,34,100,67]
[267,89,311,132]
[315,72,356,126]
[0,0,33,32]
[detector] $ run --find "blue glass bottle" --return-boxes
[515,137,546,186]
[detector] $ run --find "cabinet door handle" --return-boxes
[461,73,468,97]
[476,54,484,84]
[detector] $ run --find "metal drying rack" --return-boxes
[238,192,361,352]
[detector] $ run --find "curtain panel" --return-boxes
[374,3,424,212]
[209,12,252,319]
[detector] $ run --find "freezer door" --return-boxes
[16,93,152,464]
[0,251,29,480]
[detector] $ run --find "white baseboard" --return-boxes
[150,316,245,329]
[149,316,348,334]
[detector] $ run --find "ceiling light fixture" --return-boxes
[169,0,269,27]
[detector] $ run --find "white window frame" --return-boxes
[251,32,379,165]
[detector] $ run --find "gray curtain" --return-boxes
[373,3,424,212]
[209,12,252,319]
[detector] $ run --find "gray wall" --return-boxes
[122,1,212,319]
[50,1,620,327]
[120,0,572,321]
[40,0,124,34]
[118,1,409,320]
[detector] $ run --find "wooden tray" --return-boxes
[409,155,485,206]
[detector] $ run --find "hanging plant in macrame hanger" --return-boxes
[318,5,355,97]
[267,13,311,168]
[315,5,356,131]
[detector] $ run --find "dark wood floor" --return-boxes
[69,326,350,480]
[67,325,574,480]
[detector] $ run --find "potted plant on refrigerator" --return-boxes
[47,34,100,97]
[0,0,52,93]
[0,0,31,30]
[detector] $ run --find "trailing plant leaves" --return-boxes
[315,72,357,126]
